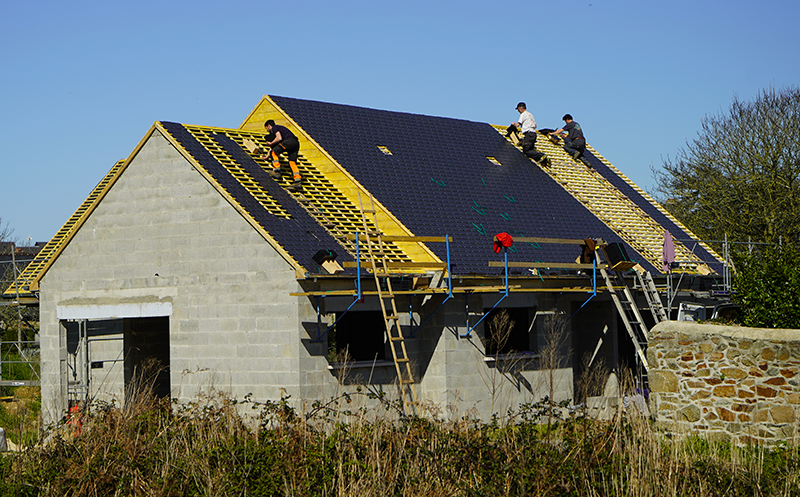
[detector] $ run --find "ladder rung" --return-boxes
[390,337,405,341]
[396,358,409,363]
[400,380,415,385]
[362,209,376,213]
[385,315,398,320]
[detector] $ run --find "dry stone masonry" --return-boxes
[649,321,800,444]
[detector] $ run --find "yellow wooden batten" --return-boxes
[493,125,718,274]
[240,96,444,269]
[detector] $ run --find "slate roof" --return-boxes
[159,122,356,273]
[270,96,693,275]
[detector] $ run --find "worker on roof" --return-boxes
[512,102,550,167]
[549,114,590,168]
[262,120,302,189]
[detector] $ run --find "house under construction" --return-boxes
[3,96,728,423]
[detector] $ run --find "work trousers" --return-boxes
[563,136,586,158]
[521,132,545,161]
[272,136,300,163]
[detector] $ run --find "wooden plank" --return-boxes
[242,138,260,154]
[488,261,602,269]
[290,285,600,297]
[342,261,448,269]
[290,285,520,297]
[514,236,590,245]
[344,234,453,243]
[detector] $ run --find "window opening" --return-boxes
[483,307,536,356]
[328,311,386,363]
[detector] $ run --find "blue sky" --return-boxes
[1,0,798,244]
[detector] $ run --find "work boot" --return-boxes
[572,151,581,161]
[270,168,281,179]
[580,157,592,168]
[535,155,550,168]
[290,178,302,190]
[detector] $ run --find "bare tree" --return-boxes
[480,309,515,414]
[653,86,800,247]
[1,217,17,294]
[0,217,15,246]
[538,311,570,430]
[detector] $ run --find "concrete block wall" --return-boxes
[39,130,337,424]
[415,292,574,420]
[292,287,577,420]
[649,321,800,444]
[37,128,590,424]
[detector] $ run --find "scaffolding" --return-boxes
[0,246,40,387]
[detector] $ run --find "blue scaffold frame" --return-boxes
[312,233,454,342]
[460,249,509,338]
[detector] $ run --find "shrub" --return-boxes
[732,243,800,329]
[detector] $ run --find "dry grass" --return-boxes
[1,365,799,496]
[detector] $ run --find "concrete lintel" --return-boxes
[57,302,173,320]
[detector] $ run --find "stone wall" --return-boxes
[649,321,800,444]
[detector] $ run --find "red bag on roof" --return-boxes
[493,233,513,253]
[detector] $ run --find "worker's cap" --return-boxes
[516,102,526,109]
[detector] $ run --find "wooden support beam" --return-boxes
[344,234,453,243]
[514,236,590,245]
[488,261,603,269]
[342,261,448,269]
[289,285,596,297]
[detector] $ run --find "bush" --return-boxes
[732,243,800,329]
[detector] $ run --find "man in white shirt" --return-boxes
[512,102,549,166]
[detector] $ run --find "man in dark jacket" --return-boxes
[550,114,590,168]
[263,119,302,188]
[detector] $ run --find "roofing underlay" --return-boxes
[4,95,724,298]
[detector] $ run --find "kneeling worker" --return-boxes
[512,102,549,166]
[263,120,302,189]
[550,114,590,168]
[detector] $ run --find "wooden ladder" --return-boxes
[357,193,419,414]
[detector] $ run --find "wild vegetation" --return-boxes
[0,362,799,496]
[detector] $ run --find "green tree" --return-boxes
[732,243,800,329]
[654,86,800,247]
